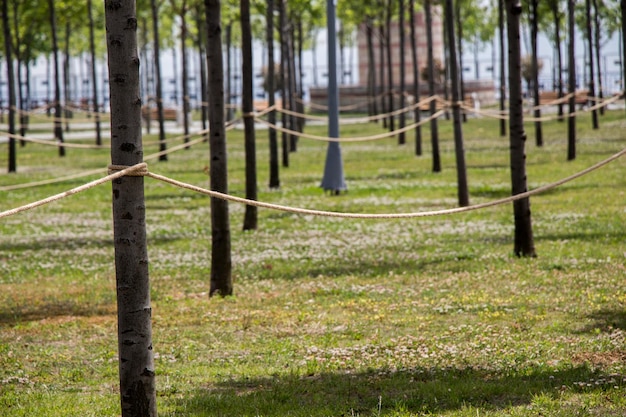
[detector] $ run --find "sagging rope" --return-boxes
[2,146,624,221]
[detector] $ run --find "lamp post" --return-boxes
[320,0,346,194]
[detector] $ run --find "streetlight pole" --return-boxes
[321,0,346,194]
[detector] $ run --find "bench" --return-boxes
[141,106,178,121]
[538,90,588,105]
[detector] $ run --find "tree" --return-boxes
[409,0,423,154]
[87,0,102,146]
[47,0,65,157]
[585,0,599,129]
[205,0,233,296]
[398,0,406,145]
[506,0,536,257]
[567,0,577,160]
[266,0,280,188]
[529,0,543,146]
[2,0,16,173]
[241,0,258,230]
[444,0,469,207]
[498,0,507,137]
[425,0,441,173]
[150,0,168,160]
[104,0,157,413]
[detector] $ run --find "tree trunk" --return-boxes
[622,0,626,101]
[366,20,378,118]
[266,0,280,188]
[530,0,543,146]
[506,0,536,257]
[552,4,564,121]
[499,0,507,137]
[444,0,469,207]
[11,2,27,143]
[398,0,406,145]
[425,0,441,172]
[584,0,599,129]
[385,0,395,134]
[104,0,157,414]
[279,0,289,167]
[592,0,604,116]
[225,23,233,122]
[195,9,209,142]
[287,23,298,151]
[409,0,422,155]
[181,1,191,147]
[47,0,65,156]
[2,0,16,173]
[455,0,467,123]
[567,0,577,160]
[87,0,102,146]
[241,0,258,231]
[63,22,72,133]
[205,0,233,296]
[378,24,387,128]
[151,0,168,160]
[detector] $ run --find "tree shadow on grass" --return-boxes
[576,308,626,333]
[0,299,115,326]
[170,364,608,416]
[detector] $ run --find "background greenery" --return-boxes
[0,109,625,416]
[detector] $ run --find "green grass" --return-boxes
[0,108,625,416]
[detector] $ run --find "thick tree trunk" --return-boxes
[241,0,258,231]
[151,0,168,160]
[506,0,536,257]
[567,0,577,160]
[2,0,16,172]
[87,0,102,146]
[47,0,64,156]
[445,0,469,207]
[425,0,441,172]
[104,0,157,414]
[267,0,280,188]
[205,0,233,296]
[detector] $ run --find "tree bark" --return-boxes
[104,0,157,414]
[592,0,604,116]
[205,0,233,296]
[266,0,280,188]
[279,0,289,167]
[151,0,168,160]
[551,3,564,121]
[567,0,577,160]
[385,0,395,134]
[378,23,387,128]
[498,0,507,137]
[398,0,406,145]
[180,0,191,147]
[530,0,543,146]
[445,0,469,207]
[409,0,422,155]
[2,0,16,173]
[425,0,441,172]
[241,0,258,231]
[47,0,65,156]
[584,0,599,129]
[506,0,536,257]
[87,0,102,146]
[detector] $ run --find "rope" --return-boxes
[2,147,623,221]
[0,163,147,219]
[253,109,446,143]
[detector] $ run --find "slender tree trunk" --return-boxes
[366,20,377,117]
[622,0,626,101]
[2,0,16,172]
[151,0,168,160]
[296,21,306,133]
[378,24,387,128]
[195,10,209,141]
[552,4,564,121]
[241,0,258,231]
[386,0,395,134]
[585,0,599,129]
[87,0,102,146]
[445,0,469,207]
[225,23,233,122]
[398,0,406,145]
[180,2,190,147]
[267,0,280,188]
[47,0,65,156]
[63,22,72,133]
[279,0,289,167]
[11,2,27,142]
[205,0,233,296]
[425,0,441,172]
[506,0,536,257]
[455,0,467,123]
[409,0,422,155]
[592,0,604,116]
[104,0,157,414]
[567,0,577,160]
[499,0,507,137]
[530,0,543,146]
[288,24,298,151]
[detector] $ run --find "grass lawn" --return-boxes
[0,108,625,416]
